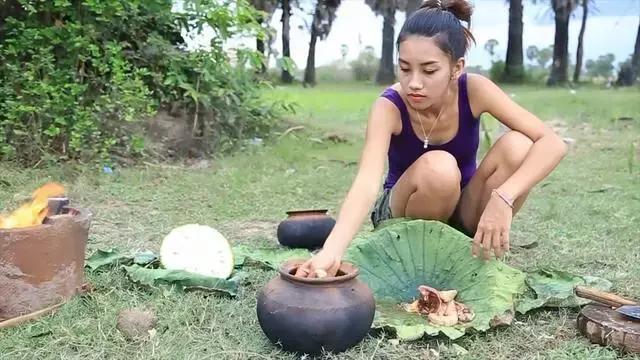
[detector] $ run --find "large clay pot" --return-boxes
[276,209,335,249]
[256,259,375,355]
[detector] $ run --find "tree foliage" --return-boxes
[585,53,615,78]
[0,0,288,165]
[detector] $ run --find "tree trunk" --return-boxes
[504,0,525,82]
[281,0,293,83]
[632,18,640,84]
[257,37,266,73]
[256,13,267,74]
[405,0,422,17]
[547,0,572,86]
[573,0,588,83]
[376,8,396,85]
[303,9,321,87]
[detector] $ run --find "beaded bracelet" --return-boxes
[492,189,514,208]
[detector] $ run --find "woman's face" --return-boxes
[397,36,462,110]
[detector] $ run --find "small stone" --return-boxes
[116,308,157,341]
[563,137,576,145]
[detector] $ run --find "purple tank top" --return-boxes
[381,72,480,190]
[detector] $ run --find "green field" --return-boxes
[1,83,639,359]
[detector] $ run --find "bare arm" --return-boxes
[322,97,399,256]
[468,74,568,200]
[294,97,399,277]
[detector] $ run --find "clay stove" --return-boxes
[0,189,92,326]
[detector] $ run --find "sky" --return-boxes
[188,0,640,70]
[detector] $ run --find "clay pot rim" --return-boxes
[279,258,359,284]
[0,207,92,234]
[285,209,329,216]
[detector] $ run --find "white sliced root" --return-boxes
[160,224,234,279]
[439,290,458,303]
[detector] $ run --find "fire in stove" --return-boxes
[0,182,66,229]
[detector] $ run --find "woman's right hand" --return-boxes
[294,248,342,278]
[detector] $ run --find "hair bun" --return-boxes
[420,0,473,24]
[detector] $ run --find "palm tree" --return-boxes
[616,15,640,86]
[303,0,341,86]
[572,0,590,83]
[366,0,424,85]
[405,0,422,17]
[547,0,578,86]
[484,39,500,60]
[366,0,402,85]
[504,0,525,82]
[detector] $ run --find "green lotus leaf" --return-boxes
[344,220,527,340]
[123,264,244,296]
[232,244,311,270]
[516,268,613,314]
[85,248,133,270]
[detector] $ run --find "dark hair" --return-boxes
[397,0,476,61]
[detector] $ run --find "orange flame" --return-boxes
[0,182,66,229]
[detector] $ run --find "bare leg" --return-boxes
[390,150,462,222]
[454,131,535,235]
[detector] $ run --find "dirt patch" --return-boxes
[547,119,569,135]
[145,107,214,159]
[323,132,350,144]
[217,219,279,244]
[145,109,193,158]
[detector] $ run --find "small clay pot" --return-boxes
[256,259,375,355]
[276,209,336,249]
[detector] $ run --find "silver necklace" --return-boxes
[415,101,446,149]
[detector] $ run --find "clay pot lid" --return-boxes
[279,258,359,284]
[285,209,329,216]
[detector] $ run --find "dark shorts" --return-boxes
[370,188,394,228]
[370,188,474,237]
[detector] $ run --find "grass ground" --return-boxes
[1,82,639,359]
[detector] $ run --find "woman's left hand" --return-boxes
[472,192,513,260]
